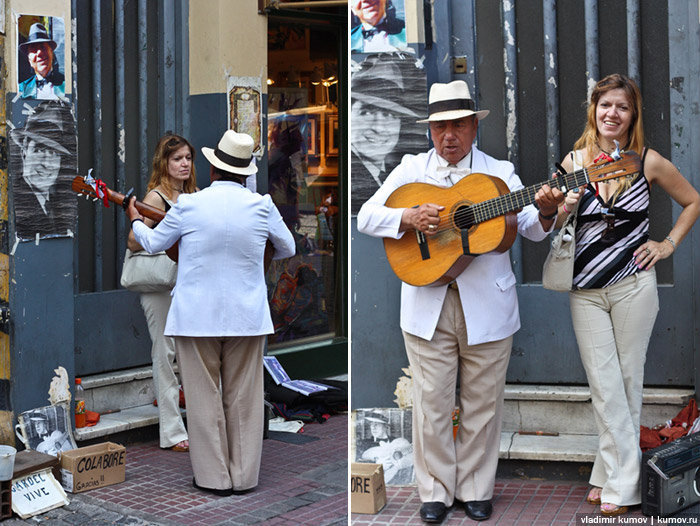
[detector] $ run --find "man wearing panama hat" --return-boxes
[358,80,564,522]
[18,22,65,100]
[127,130,295,496]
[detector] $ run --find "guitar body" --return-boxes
[384,173,517,287]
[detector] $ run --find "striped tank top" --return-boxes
[572,149,650,289]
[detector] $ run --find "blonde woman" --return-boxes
[557,74,700,516]
[127,134,198,452]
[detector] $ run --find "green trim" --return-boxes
[266,9,346,24]
[270,338,347,379]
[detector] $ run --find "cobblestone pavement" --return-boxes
[351,482,700,525]
[4,414,347,526]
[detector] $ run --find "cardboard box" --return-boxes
[58,442,125,493]
[351,463,386,514]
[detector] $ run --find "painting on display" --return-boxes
[350,52,427,214]
[9,101,77,241]
[17,14,66,100]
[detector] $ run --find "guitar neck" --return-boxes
[471,168,590,223]
[103,187,166,223]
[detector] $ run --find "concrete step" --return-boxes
[500,431,598,462]
[502,384,693,435]
[75,368,348,442]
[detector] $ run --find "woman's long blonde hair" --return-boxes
[572,74,645,201]
[147,134,197,198]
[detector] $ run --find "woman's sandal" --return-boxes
[586,487,601,505]
[600,503,628,516]
[171,440,189,452]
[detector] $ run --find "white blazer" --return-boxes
[357,146,552,345]
[133,180,295,337]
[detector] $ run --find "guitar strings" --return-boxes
[421,156,636,235]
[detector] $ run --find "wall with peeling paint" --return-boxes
[352,0,700,407]
[4,0,76,424]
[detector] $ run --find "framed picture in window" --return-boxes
[327,114,338,156]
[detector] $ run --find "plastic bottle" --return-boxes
[75,378,86,428]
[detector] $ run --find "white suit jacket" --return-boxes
[357,146,553,345]
[133,180,295,337]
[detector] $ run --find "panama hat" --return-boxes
[352,56,419,118]
[202,130,257,176]
[417,80,489,123]
[20,23,57,53]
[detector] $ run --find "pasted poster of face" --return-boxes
[9,101,78,241]
[351,0,407,54]
[17,15,66,100]
[354,408,414,486]
[351,53,427,215]
[15,404,77,457]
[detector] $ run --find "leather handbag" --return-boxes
[120,248,176,292]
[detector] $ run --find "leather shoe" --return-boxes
[464,500,492,521]
[192,478,233,497]
[419,501,447,523]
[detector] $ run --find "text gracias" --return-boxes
[14,450,126,501]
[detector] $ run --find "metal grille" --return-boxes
[73,0,188,293]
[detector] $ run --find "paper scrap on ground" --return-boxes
[268,417,304,433]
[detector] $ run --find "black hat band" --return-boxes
[214,148,252,168]
[429,98,476,115]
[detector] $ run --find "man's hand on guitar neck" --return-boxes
[126,196,144,224]
[401,203,445,236]
[534,183,565,229]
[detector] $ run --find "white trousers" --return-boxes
[140,291,188,448]
[174,335,265,492]
[403,288,512,505]
[570,269,659,506]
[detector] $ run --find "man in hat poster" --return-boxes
[351,54,421,214]
[357,80,564,522]
[351,0,406,53]
[127,130,295,496]
[10,101,77,240]
[18,22,65,100]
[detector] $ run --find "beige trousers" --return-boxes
[570,269,659,506]
[174,335,265,492]
[403,288,512,505]
[140,291,188,449]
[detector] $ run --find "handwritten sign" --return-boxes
[11,468,68,519]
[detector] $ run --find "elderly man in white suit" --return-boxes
[358,80,564,523]
[128,130,295,496]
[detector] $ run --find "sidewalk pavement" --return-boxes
[4,413,347,526]
[352,481,700,525]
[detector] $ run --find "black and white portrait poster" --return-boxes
[17,15,67,100]
[351,0,407,54]
[9,101,77,241]
[355,408,414,485]
[351,53,427,214]
[15,403,77,457]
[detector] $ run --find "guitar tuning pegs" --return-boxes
[611,140,622,161]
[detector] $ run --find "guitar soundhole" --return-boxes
[454,205,475,230]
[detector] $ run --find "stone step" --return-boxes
[502,385,693,435]
[75,368,348,442]
[500,431,598,462]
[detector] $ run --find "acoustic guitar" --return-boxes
[383,150,641,287]
[72,174,274,269]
